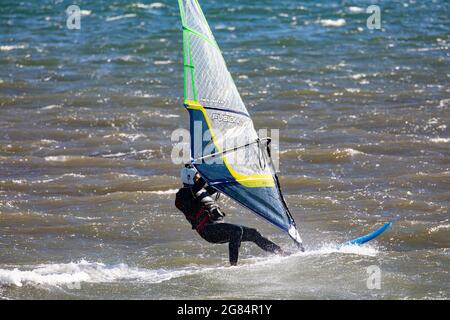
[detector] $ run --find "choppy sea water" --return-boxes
[0,0,449,299]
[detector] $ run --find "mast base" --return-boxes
[288,225,304,252]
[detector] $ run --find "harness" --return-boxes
[175,187,211,234]
[191,206,210,233]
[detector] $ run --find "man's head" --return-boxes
[180,165,198,186]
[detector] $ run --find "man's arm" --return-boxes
[192,176,216,196]
[191,176,206,194]
[193,177,224,221]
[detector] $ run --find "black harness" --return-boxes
[175,187,210,233]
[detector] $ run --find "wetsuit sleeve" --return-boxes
[192,176,217,196]
[205,185,217,196]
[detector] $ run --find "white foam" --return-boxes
[101,148,154,158]
[318,18,346,27]
[428,224,450,233]
[348,6,364,13]
[351,73,366,80]
[342,148,363,156]
[149,2,165,9]
[63,173,86,178]
[33,173,86,183]
[286,243,379,258]
[40,139,58,145]
[132,3,165,9]
[154,60,173,65]
[159,114,179,118]
[142,110,180,118]
[148,189,178,195]
[0,260,201,288]
[430,137,450,143]
[439,98,449,108]
[45,156,72,162]
[106,14,137,22]
[0,45,26,51]
[103,133,145,141]
[0,244,379,288]
[41,104,62,110]
[312,243,379,257]
[101,152,128,158]
[11,179,26,184]
[117,55,137,62]
[233,243,379,270]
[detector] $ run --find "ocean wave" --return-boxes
[407,47,447,52]
[430,137,450,143]
[428,224,450,233]
[100,149,154,159]
[350,73,366,80]
[439,98,449,108]
[147,189,178,195]
[115,55,144,64]
[141,110,180,118]
[0,45,27,51]
[131,3,165,10]
[4,173,85,185]
[44,156,74,162]
[348,6,364,13]
[223,243,379,270]
[313,243,379,256]
[317,19,346,27]
[0,260,198,288]
[345,88,361,93]
[106,14,137,22]
[40,104,62,110]
[153,60,173,65]
[0,242,379,288]
[100,152,129,158]
[281,147,364,163]
[102,133,146,141]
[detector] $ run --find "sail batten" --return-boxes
[183,26,220,51]
[178,0,302,247]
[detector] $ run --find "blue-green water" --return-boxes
[0,1,448,299]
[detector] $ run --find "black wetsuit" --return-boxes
[175,177,281,265]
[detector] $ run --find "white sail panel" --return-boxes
[183,0,215,42]
[187,28,247,114]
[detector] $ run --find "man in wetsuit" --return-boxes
[175,165,285,266]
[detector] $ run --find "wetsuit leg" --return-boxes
[241,227,281,253]
[201,223,243,265]
[201,223,283,265]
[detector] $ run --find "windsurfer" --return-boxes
[175,166,286,265]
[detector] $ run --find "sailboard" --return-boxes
[177,0,304,250]
[337,222,392,249]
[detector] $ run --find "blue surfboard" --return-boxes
[337,222,393,249]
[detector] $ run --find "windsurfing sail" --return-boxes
[177,0,303,248]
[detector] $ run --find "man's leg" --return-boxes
[202,223,244,265]
[241,227,282,254]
